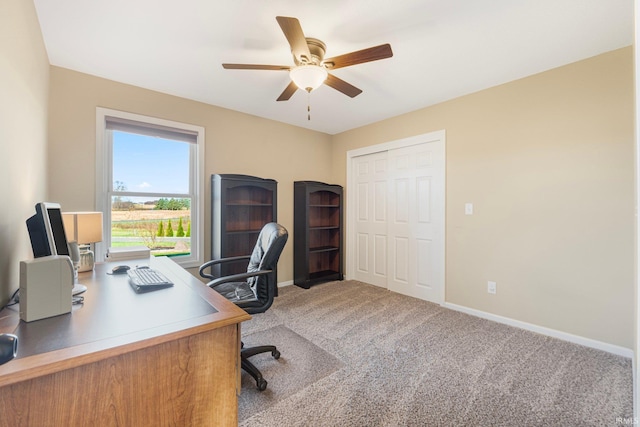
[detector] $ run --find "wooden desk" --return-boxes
[0,257,251,427]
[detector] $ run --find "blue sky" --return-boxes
[112,131,189,195]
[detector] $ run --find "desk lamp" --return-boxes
[62,212,103,272]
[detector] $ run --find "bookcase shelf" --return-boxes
[211,174,277,277]
[294,181,343,289]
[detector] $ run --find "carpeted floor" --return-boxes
[239,325,344,417]
[238,280,633,426]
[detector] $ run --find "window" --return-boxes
[96,108,204,267]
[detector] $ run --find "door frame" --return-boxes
[345,130,446,302]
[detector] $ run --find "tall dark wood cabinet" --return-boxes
[211,174,277,277]
[294,181,343,289]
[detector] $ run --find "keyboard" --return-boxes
[127,268,174,293]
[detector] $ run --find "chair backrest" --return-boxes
[246,223,288,311]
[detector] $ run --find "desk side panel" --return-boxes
[0,325,239,427]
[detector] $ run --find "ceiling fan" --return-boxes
[222,16,393,101]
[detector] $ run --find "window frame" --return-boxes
[95,107,205,268]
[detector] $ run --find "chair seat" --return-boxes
[213,281,257,303]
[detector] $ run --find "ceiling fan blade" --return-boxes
[277,81,298,101]
[325,74,363,98]
[222,63,290,71]
[323,44,393,70]
[276,16,312,63]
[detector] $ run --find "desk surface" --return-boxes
[0,256,251,387]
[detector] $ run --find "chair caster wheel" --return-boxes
[272,349,280,359]
[257,378,268,391]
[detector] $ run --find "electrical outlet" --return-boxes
[488,281,497,294]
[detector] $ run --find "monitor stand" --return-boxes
[72,284,87,296]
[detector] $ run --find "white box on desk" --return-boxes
[106,246,151,261]
[20,255,73,322]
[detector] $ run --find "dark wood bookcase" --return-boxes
[211,174,277,277]
[294,181,343,289]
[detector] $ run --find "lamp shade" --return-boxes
[62,212,103,244]
[289,65,328,92]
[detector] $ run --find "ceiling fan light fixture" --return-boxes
[289,65,327,92]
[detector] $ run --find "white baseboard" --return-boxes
[278,280,294,288]
[443,302,634,358]
[274,278,632,358]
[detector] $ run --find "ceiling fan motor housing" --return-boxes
[296,38,327,66]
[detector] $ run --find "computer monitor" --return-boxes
[26,202,70,258]
[26,202,86,296]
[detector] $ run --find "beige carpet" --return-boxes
[239,325,344,422]
[239,280,632,426]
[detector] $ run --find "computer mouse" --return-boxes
[0,334,18,365]
[112,265,131,275]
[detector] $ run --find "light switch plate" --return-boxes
[465,203,473,215]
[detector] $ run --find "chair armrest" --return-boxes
[199,255,251,280]
[208,269,273,289]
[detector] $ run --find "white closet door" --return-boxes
[353,151,388,287]
[387,142,444,303]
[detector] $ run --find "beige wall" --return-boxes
[15,11,634,349]
[0,0,50,305]
[332,47,634,349]
[47,67,333,281]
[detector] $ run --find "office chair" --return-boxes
[199,222,288,391]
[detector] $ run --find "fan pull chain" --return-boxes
[307,89,311,121]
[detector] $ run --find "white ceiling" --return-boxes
[33,0,633,135]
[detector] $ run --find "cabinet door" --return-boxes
[352,151,388,288]
[387,143,444,304]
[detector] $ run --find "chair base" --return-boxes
[241,343,281,391]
